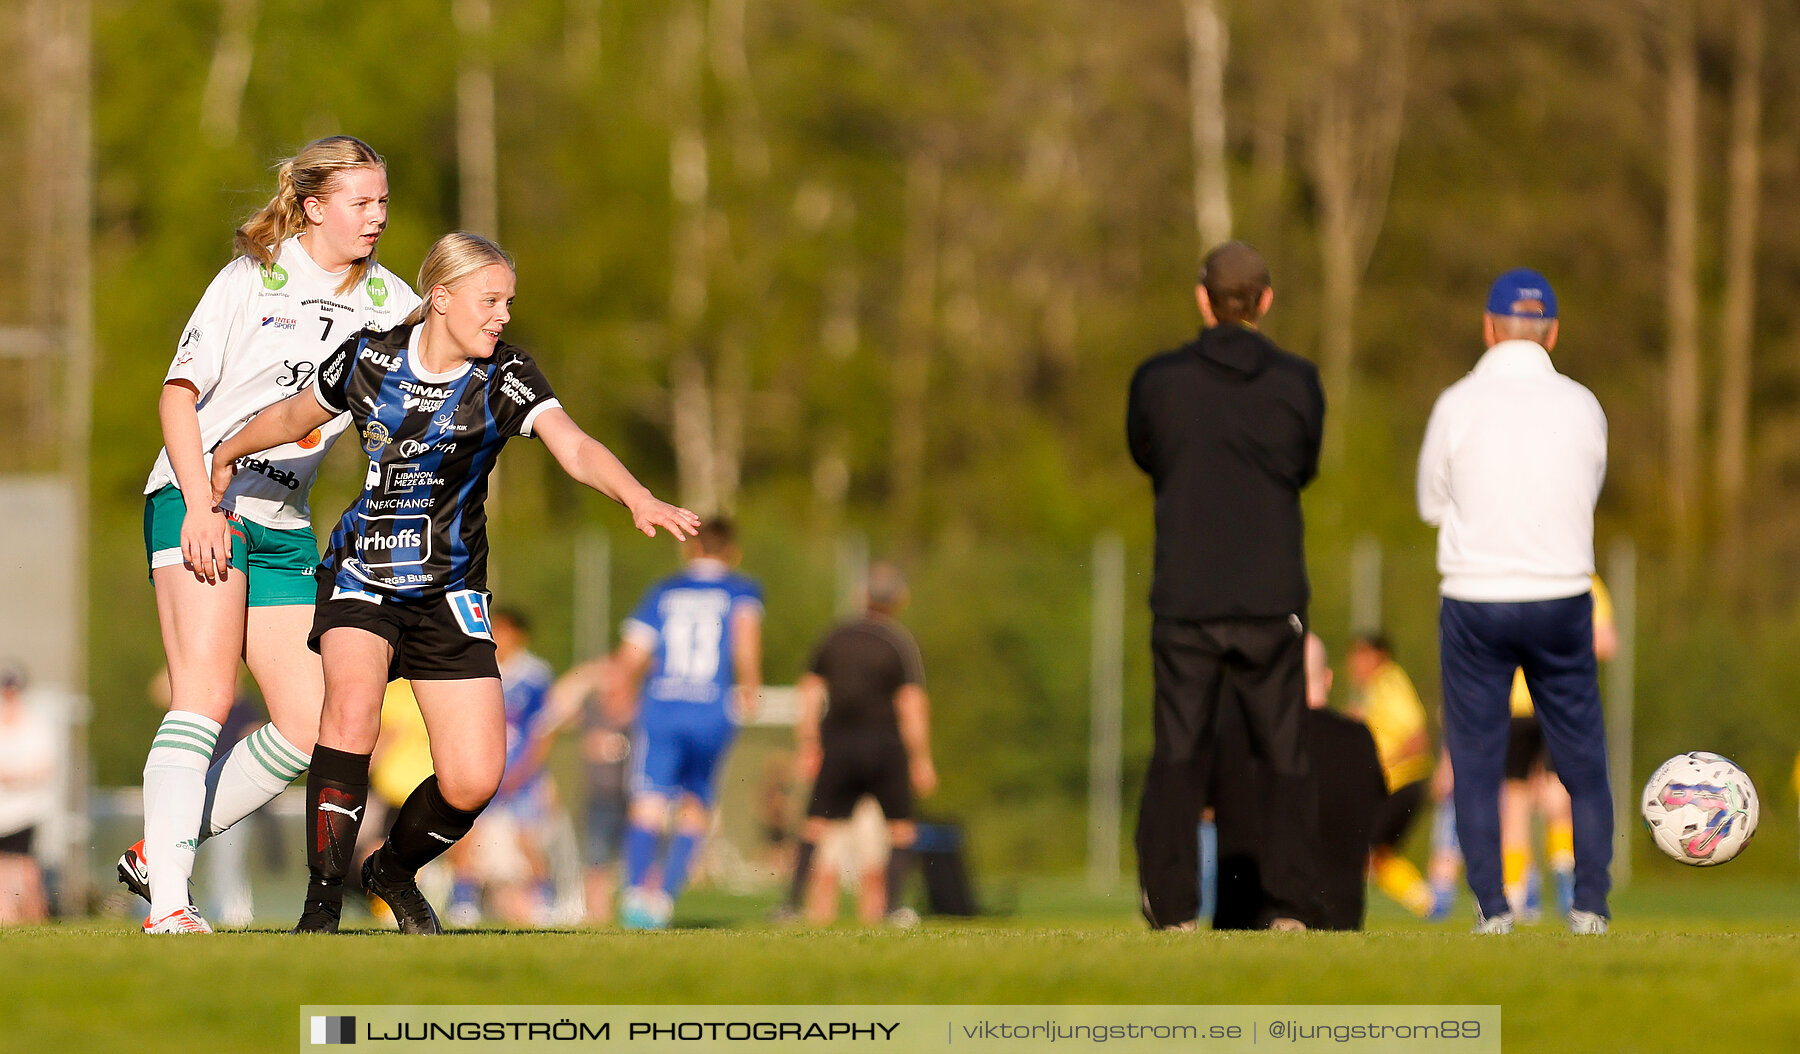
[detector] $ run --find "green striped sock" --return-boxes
[150,712,220,760]
[203,723,312,839]
[143,710,221,918]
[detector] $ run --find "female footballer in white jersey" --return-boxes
[210,231,698,933]
[127,137,421,933]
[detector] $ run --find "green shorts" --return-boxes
[143,485,321,607]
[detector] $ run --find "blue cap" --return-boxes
[1486,268,1557,318]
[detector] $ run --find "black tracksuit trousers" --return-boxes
[1135,614,1323,928]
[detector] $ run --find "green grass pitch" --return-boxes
[5,878,1797,1053]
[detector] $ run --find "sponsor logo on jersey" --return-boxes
[354,515,431,569]
[173,348,195,367]
[500,374,537,406]
[360,525,424,551]
[470,365,490,380]
[367,274,389,306]
[234,456,301,490]
[432,412,455,430]
[260,263,288,290]
[180,327,201,348]
[321,352,346,388]
[261,315,298,331]
[298,428,324,450]
[365,495,436,512]
[359,347,401,371]
[448,589,494,640]
[400,381,453,413]
[383,462,446,494]
[397,439,432,458]
[277,359,316,390]
[302,298,355,312]
[362,420,391,455]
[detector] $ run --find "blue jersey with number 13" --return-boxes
[622,562,763,721]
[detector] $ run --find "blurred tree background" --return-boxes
[34,0,1800,877]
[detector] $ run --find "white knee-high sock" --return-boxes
[143,711,221,920]
[202,724,311,839]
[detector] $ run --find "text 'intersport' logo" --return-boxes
[261,316,298,330]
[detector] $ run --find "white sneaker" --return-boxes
[144,906,212,934]
[1567,910,1608,935]
[1472,910,1514,935]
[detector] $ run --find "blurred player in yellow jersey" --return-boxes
[1346,634,1436,917]
[1503,575,1616,920]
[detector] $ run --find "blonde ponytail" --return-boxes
[405,232,515,327]
[233,135,386,296]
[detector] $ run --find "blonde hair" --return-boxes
[404,232,515,326]
[233,135,386,296]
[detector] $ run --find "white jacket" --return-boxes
[1417,340,1607,603]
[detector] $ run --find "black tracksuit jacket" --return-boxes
[1127,323,1325,622]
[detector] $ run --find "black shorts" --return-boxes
[308,573,499,681]
[1371,779,1427,850]
[1505,716,1554,780]
[0,827,34,855]
[807,732,911,822]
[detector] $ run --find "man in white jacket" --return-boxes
[1417,268,1611,936]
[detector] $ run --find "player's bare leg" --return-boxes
[356,677,504,934]
[194,605,320,848]
[1537,769,1576,915]
[1500,778,1535,917]
[141,565,248,931]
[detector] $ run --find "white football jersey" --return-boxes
[144,236,422,531]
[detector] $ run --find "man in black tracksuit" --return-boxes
[1127,241,1325,930]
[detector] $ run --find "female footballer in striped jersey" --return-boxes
[128,137,420,934]
[210,231,698,933]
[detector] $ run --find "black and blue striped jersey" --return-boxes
[311,322,561,601]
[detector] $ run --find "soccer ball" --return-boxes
[1640,752,1759,866]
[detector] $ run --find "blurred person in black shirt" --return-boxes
[780,563,936,926]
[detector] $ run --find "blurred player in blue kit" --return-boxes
[449,608,576,925]
[607,520,763,929]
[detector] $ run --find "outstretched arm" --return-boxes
[895,684,937,797]
[208,389,337,506]
[534,408,700,540]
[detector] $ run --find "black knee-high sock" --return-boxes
[885,845,916,912]
[785,840,817,910]
[306,745,371,908]
[379,775,485,879]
